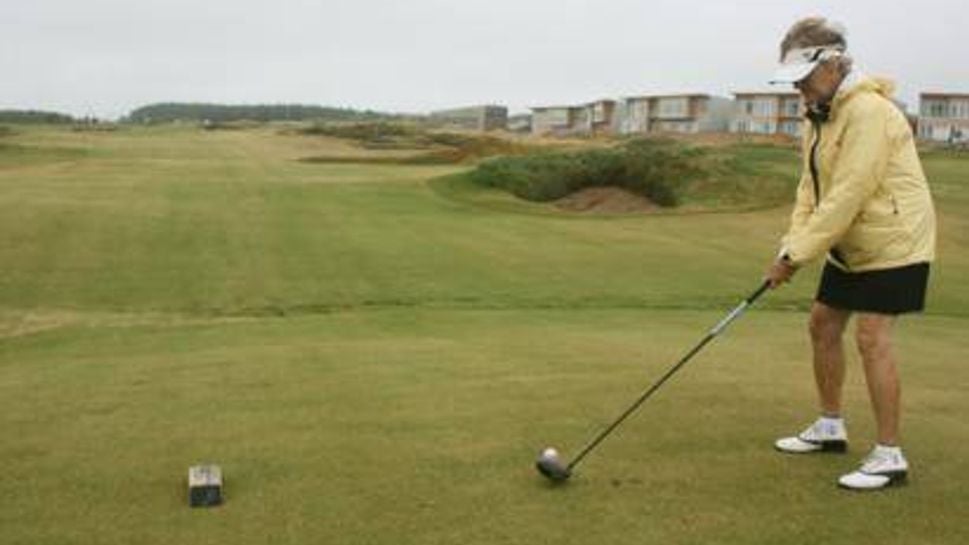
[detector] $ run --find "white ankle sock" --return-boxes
[874,444,902,456]
[819,415,844,430]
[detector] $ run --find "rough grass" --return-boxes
[0,126,967,545]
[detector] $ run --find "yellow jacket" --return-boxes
[783,74,936,271]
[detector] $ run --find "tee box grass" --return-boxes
[0,125,967,544]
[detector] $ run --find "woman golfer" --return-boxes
[764,17,936,491]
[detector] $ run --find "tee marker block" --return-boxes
[188,464,223,507]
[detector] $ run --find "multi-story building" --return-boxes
[507,113,532,133]
[428,105,508,132]
[616,94,733,135]
[531,100,617,136]
[652,94,734,133]
[617,96,651,134]
[918,93,969,143]
[582,99,618,135]
[731,92,803,136]
[531,105,580,136]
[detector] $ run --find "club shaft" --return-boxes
[566,280,770,471]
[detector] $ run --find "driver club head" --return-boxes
[535,447,572,483]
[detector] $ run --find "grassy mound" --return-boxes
[296,121,415,147]
[466,139,799,211]
[295,121,535,164]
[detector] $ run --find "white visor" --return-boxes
[770,45,844,84]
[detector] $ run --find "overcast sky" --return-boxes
[2,0,965,119]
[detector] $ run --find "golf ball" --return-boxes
[541,447,558,459]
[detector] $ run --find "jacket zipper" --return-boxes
[809,118,848,269]
[809,119,822,210]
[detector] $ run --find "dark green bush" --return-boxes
[469,139,704,207]
[471,150,618,201]
[299,122,416,143]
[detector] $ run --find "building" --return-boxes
[428,105,508,132]
[616,94,734,135]
[731,92,803,136]
[583,99,618,135]
[918,93,969,143]
[651,94,729,133]
[507,113,532,133]
[617,96,651,134]
[533,94,737,137]
[531,105,580,136]
[531,100,617,137]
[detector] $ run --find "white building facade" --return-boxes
[918,93,969,143]
[731,92,803,137]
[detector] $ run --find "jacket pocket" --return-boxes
[839,190,904,267]
[861,189,898,224]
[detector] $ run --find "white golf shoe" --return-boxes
[775,416,848,454]
[838,445,908,491]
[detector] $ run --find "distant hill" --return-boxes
[0,110,74,124]
[126,103,394,124]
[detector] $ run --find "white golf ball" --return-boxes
[541,447,558,459]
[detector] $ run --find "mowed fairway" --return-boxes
[1,126,967,544]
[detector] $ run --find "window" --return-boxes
[923,101,947,118]
[955,100,969,119]
[753,99,775,116]
[753,121,775,134]
[542,109,569,127]
[592,103,608,123]
[780,121,801,136]
[656,98,688,118]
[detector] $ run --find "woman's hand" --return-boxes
[766,257,798,289]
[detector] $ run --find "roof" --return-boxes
[920,92,969,99]
[530,105,582,111]
[622,93,712,100]
[732,91,801,98]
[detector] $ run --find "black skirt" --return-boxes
[816,261,930,315]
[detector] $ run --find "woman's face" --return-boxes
[795,61,843,105]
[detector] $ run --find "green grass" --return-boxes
[1,125,968,544]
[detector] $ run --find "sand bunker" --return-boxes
[554,186,659,214]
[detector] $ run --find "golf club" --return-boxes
[536,279,771,483]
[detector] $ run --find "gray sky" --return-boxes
[2,0,965,119]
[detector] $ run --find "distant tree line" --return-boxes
[126,103,393,124]
[0,110,75,124]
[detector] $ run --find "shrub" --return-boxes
[298,122,416,143]
[469,139,701,207]
[471,151,616,201]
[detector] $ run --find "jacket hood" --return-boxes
[833,72,896,106]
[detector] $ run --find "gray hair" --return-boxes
[780,17,852,75]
